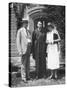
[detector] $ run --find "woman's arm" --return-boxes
[53,30,61,43]
[46,33,49,44]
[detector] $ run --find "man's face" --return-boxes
[37,22,42,28]
[23,23,28,29]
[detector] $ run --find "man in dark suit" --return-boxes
[31,21,47,79]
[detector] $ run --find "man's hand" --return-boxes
[27,39,31,43]
[19,51,23,56]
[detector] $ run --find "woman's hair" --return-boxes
[47,22,57,31]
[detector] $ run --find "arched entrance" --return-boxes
[27,6,48,33]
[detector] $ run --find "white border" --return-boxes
[0,0,67,89]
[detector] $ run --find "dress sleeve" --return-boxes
[53,30,61,43]
[46,33,48,43]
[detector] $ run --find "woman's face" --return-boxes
[48,26,53,31]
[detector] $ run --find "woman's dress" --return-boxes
[46,30,60,70]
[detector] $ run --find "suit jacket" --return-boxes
[16,27,31,55]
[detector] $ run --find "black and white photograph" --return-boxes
[9,2,65,87]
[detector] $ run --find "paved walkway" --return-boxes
[11,76,65,87]
[10,56,65,87]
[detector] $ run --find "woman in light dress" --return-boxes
[46,22,61,79]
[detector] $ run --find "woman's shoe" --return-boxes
[54,75,58,80]
[47,75,53,79]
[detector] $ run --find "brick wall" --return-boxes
[10,8,19,57]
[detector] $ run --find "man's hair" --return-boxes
[37,21,42,25]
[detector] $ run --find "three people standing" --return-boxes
[16,20,61,82]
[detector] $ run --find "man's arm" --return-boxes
[16,30,22,55]
[31,31,35,53]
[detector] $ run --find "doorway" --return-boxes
[34,17,48,30]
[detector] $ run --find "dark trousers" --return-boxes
[21,43,31,80]
[36,54,46,78]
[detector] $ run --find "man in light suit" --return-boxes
[16,19,31,82]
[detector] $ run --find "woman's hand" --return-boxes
[54,39,61,43]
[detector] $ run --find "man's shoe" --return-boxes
[35,76,38,80]
[44,75,47,79]
[21,78,28,83]
[27,77,33,81]
[26,77,30,81]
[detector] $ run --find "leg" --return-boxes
[25,43,31,80]
[35,57,39,79]
[48,70,54,79]
[54,69,58,79]
[38,56,44,78]
[25,55,30,80]
[21,55,27,82]
[43,57,47,78]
